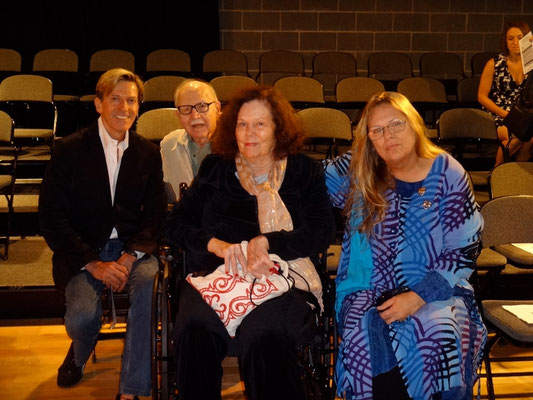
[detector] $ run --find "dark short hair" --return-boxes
[212,85,305,159]
[501,20,531,55]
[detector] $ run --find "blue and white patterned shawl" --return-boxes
[323,152,487,400]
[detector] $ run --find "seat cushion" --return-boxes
[482,300,533,343]
[53,94,80,102]
[14,128,54,139]
[0,175,12,189]
[80,94,96,102]
[495,244,533,266]
[477,247,507,268]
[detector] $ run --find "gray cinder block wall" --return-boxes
[219,0,533,77]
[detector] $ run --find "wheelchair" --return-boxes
[151,244,338,400]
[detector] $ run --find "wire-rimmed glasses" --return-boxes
[368,119,407,141]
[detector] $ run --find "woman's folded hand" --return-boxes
[246,235,275,279]
[207,238,247,276]
[376,291,426,325]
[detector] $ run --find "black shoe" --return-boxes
[57,343,84,387]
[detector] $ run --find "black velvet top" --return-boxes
[163,153,336,275]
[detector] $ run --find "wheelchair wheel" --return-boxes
[294,272,337,399]
[151,254,176,399]
[306,251,337,400]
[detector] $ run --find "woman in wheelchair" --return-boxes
[163,85,335,400]
[323,92,487,400]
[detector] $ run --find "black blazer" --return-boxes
[39,122,167,290]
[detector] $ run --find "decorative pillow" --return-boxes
[187,241,293,337]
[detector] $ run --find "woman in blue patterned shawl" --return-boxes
[324,92,487,400]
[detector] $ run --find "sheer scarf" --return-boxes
[235,154,323,307]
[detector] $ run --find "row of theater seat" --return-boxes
[0,48,496,96]
[0,70,485,144]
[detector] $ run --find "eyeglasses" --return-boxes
[177,102,215,115]
[368,119,407,141]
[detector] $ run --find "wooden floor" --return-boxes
[0,321,246,400]
[1,320,533,400]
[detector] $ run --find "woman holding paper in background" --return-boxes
[478,20,532,166]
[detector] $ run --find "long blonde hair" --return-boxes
[346,91,443,234]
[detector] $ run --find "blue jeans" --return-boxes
[64,239,158,396]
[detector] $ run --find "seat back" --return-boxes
[209,75,257,104]
[0,48,22,86]
[33,49,78,72]
[146,49,191,75]
[33,49,81,99]
[457,77,481,107]
[298,107,352,141]
[135,108,182,142]
[0,74,53,102]
[471,51,498,77]
[0,110,14,144]
[437,107,498,161]
[298,107,352,158]
[0,75,56,142]
[0,49,21,72]
[398,77,447,132]
[143,76,186,102]
[367,52,412,90]
[141,76,186,114]
[397,77,447,103]
[84,49,136,99]
[419,52,465,80]
[203,50,248,76]
[438,108,497,140]
[257,50,304,86]
[273,76,324,106]
[480,195,533,248]
[489,162,533,199]
[90,49,135,72]
[312,52,357,99]
[335,77,385,103]
[312,52,357,76]
[335,77,385,125]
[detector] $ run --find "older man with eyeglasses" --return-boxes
[160,79,221,202]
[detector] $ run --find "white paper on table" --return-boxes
[519,32,533,74]
[512,243,533,255]
[502,304,533,324]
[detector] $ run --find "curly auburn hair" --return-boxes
[211,85,306,159]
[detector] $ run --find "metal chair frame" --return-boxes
[479,195,533,399]
[0,110,17,259]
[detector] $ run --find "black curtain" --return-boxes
[0,0,220,75]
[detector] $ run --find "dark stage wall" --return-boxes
[0,1,220,74]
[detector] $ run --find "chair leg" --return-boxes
[484,334,499,400]
[1,191,14,260]
[502,141,511,163]
[484,352,495,400]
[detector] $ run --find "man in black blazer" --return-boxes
[39,68,166,400]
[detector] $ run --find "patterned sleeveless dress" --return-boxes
[324,152,487,400]
[485,53,527,128]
